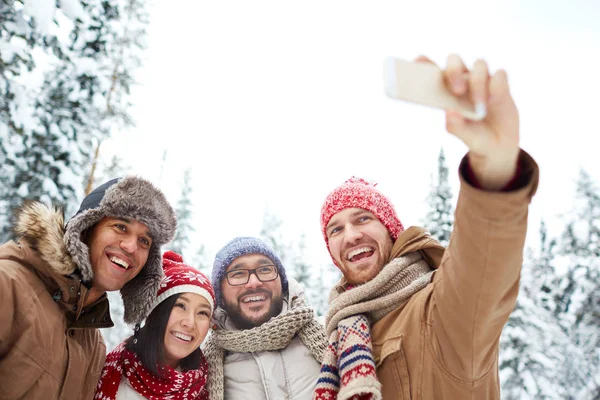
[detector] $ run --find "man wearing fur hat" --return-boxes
[315,55,539,399]
[202,237,327,399]
[0,176,176,400]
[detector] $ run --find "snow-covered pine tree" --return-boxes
[553,169,600,393]
[191,244,211,277]
[292,234,311,287]
[0,1,32,219]
[311,265,328,317]
[260,208,295,277]
[1,0,149,241]
[499,288,585,399]
[259,209,322,305]
[527,220,560,313]
[578,369,600,400]
[0,0,61,238]
[170,169,195,259]
[312,262,340,318]
[291,234,322,308]
[81,0,149,192]
[422,148,454,246]
[500,220,587,399]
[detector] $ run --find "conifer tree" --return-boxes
[553,170,600,392]
[192,244,211,277]
[422,148,454,246]
[260,209,295,276]
[292,234,311,287]
[170,169,195,259]
[500,221,586,398]
[0,0,149,240]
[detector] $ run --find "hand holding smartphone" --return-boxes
[384,58,486,121]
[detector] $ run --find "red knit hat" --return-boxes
[151,251,216,314]
[320,177,404,249]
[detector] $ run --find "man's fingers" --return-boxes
[470,59,490,104]
[446,110,466,133]
[445,54,468,96]
[469,59,490,119]
[489,69,510,104]
[414,55,436,65]
[445,110,483,151]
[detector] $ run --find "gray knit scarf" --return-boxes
[314,251,434,400]
[203,293,327,399]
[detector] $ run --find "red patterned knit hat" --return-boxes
[320,177,404,248]
[151,251,216,314]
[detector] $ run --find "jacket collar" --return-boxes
[13,202,113,329]
[387,226,445,267]
[333,226,445,294]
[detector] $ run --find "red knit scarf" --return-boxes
[94,342,209,400]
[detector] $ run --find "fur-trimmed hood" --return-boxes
[14,202,77,277]
[14,176,177,324]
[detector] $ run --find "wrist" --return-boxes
[467,150,519,190]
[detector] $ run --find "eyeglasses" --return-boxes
[225,265,279,286]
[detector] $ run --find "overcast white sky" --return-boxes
[102,0,600,267]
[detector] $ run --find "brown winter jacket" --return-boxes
[370,150,539,399]
[0,208,113,400]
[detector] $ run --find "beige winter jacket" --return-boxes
[370,150,539,399]
[0,208,112,400]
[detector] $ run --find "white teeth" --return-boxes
[242,295,266,303]
[110,256,129,269]
[347,247,373,261]
[173,332,192,341]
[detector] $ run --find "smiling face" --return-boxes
[326,208,394,285]
[220,253,283,329]
[85,217,152,303]
[162,293,212,368]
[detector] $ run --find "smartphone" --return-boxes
[384,57,485,121]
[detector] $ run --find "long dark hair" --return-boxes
[125,293,202,377]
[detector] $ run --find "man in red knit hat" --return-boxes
[314,54,539,400]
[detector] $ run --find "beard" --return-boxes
[341,237,394,285]
[224,290,284,330]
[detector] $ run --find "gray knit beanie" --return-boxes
[64,176,177,324]
[212,237,288,307]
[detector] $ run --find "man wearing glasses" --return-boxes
[202,236,327,400]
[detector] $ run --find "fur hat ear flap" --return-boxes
[120,244,163,324]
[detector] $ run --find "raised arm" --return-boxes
[432,149,537,380]
[420,54,538,379]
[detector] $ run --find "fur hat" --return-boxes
[212,237,288,307]
[64,176,176,324]
[320,176,404,251]
[151,250,215,315]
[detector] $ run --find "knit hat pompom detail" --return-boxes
[345,176,377,187]
[151,251,216,316]
[320,176,404,249]
[163,250,184,264]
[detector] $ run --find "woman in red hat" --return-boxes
[95,251,215,400]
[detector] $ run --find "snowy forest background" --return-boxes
[1,1,599,399]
